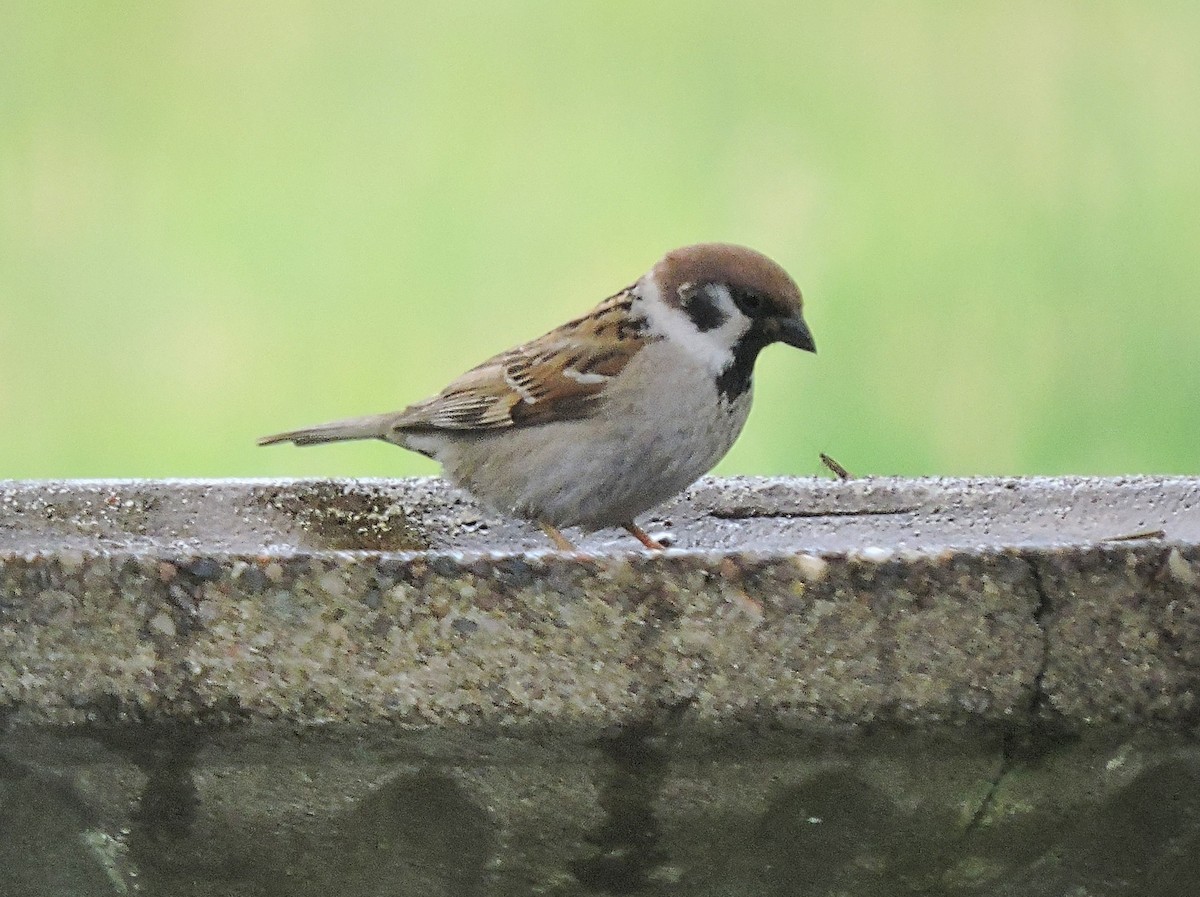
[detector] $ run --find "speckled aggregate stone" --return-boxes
[0,547,1041,730]
[1038,545,1200,724]
[1,476,1198,730]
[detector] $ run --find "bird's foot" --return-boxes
[623,522,666,551]
[539,520,577,551]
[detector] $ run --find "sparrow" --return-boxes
[259,243,815,550]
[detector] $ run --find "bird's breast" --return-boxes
[410,341,754,529]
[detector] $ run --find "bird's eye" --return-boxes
[733,289,765,317]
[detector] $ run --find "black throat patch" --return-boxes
[714,326,772,403]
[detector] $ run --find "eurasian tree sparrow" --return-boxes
[259,243,815,549]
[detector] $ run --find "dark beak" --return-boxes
[775,315,816,353]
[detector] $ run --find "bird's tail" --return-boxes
[257,412,398,447]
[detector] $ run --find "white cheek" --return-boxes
[704,282,755,350]
[638,280,750,375]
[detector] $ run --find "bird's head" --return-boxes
[636,243,815,400]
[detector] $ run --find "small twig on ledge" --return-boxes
[819,453,853,480]
[1101,529,1166,542]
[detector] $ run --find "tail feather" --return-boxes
[257,412,398,447]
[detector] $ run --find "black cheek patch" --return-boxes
[682,286,728,332]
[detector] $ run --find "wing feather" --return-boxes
[390,289,652,434]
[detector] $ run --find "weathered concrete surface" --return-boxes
[2,476,1198,730]
[2,474,1197,554]
[2,476,1199,896]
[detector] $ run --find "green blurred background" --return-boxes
[2,2,1197,481]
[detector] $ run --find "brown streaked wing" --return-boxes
[390,289,652,433]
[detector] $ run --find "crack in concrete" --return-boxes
[708,505,923,520]
[959,553,1053,840]
[958,748,1009,847]
[1024,554,1053,721]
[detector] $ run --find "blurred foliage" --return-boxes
[2,2,1197,480]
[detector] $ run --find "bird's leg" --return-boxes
[539,521,577,551]
[623,522,666,551]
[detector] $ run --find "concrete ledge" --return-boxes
[2,476,1199,731]
[3,476,1200,895]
